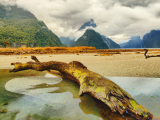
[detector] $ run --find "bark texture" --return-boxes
[10,56,153,120]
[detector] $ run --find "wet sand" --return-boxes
[0,52,160,78]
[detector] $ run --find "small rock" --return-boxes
[15,111,19,114]
[3,102,8,106]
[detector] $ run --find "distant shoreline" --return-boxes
[0,46,160,55]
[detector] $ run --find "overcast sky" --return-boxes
[1,0,160,43]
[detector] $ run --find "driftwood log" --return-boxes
[9,56,153,119]
[144,49,160,59]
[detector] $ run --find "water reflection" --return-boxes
[30,78,135,120]
[0,70,160,120]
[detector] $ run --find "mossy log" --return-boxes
[9,56,153,119]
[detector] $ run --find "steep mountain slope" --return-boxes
[142,30,160,48]
[101,35,121,49]
[59,37,75,46]
[0,4,62,47]
[73,29,109,49]
[120,36,142,48]
[77,19,96,31]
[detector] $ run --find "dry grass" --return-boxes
[0,47,160,56]
[0,46,97,55]
[0,46,96,51]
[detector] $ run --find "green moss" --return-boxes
[122,105,125,110]
[82,83,86,88]
[26,113,31,120]
[130,100,138,111]
[73,70,87,83]
[89,80,95,87]
[45,103,53,107]
[130,100,149,117]
[95,87,101,92]
[95,87,105,93]
[27,113,31,116]
[130,100,137,105]
[0,108,8,113]
[150,96,155,98]
[10,112,17,120]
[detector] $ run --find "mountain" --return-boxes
[0,4,62,47]
[59,37,75,46]
[73,29,109,49]
[142,30,160,48]
[60,19,97,47]
[120,36,142,48]
[77,19,96,31]
[101,35,121,49]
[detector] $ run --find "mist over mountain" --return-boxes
[77,19,96,31]
[59,37,75,46]
[120,36,142,48]
[142,30,160,48]
[73,29,109,49]
[0,4,62,47]
[101,35,121,49]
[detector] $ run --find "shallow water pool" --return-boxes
[0,69,160,120]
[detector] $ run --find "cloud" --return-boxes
[0,0,16,6]
[119,0,160,7]
[100,0,160,8]
[1,0,160,43]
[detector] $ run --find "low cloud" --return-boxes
[1,0,160,43]
[101,0,160,8]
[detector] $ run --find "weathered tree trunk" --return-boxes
[10,56,153,120]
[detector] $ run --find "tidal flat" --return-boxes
[0,69,160,120]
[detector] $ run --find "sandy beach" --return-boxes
[1,52,160,78]
[1,52,160,120]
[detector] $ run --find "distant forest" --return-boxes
[0,5,62,47]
